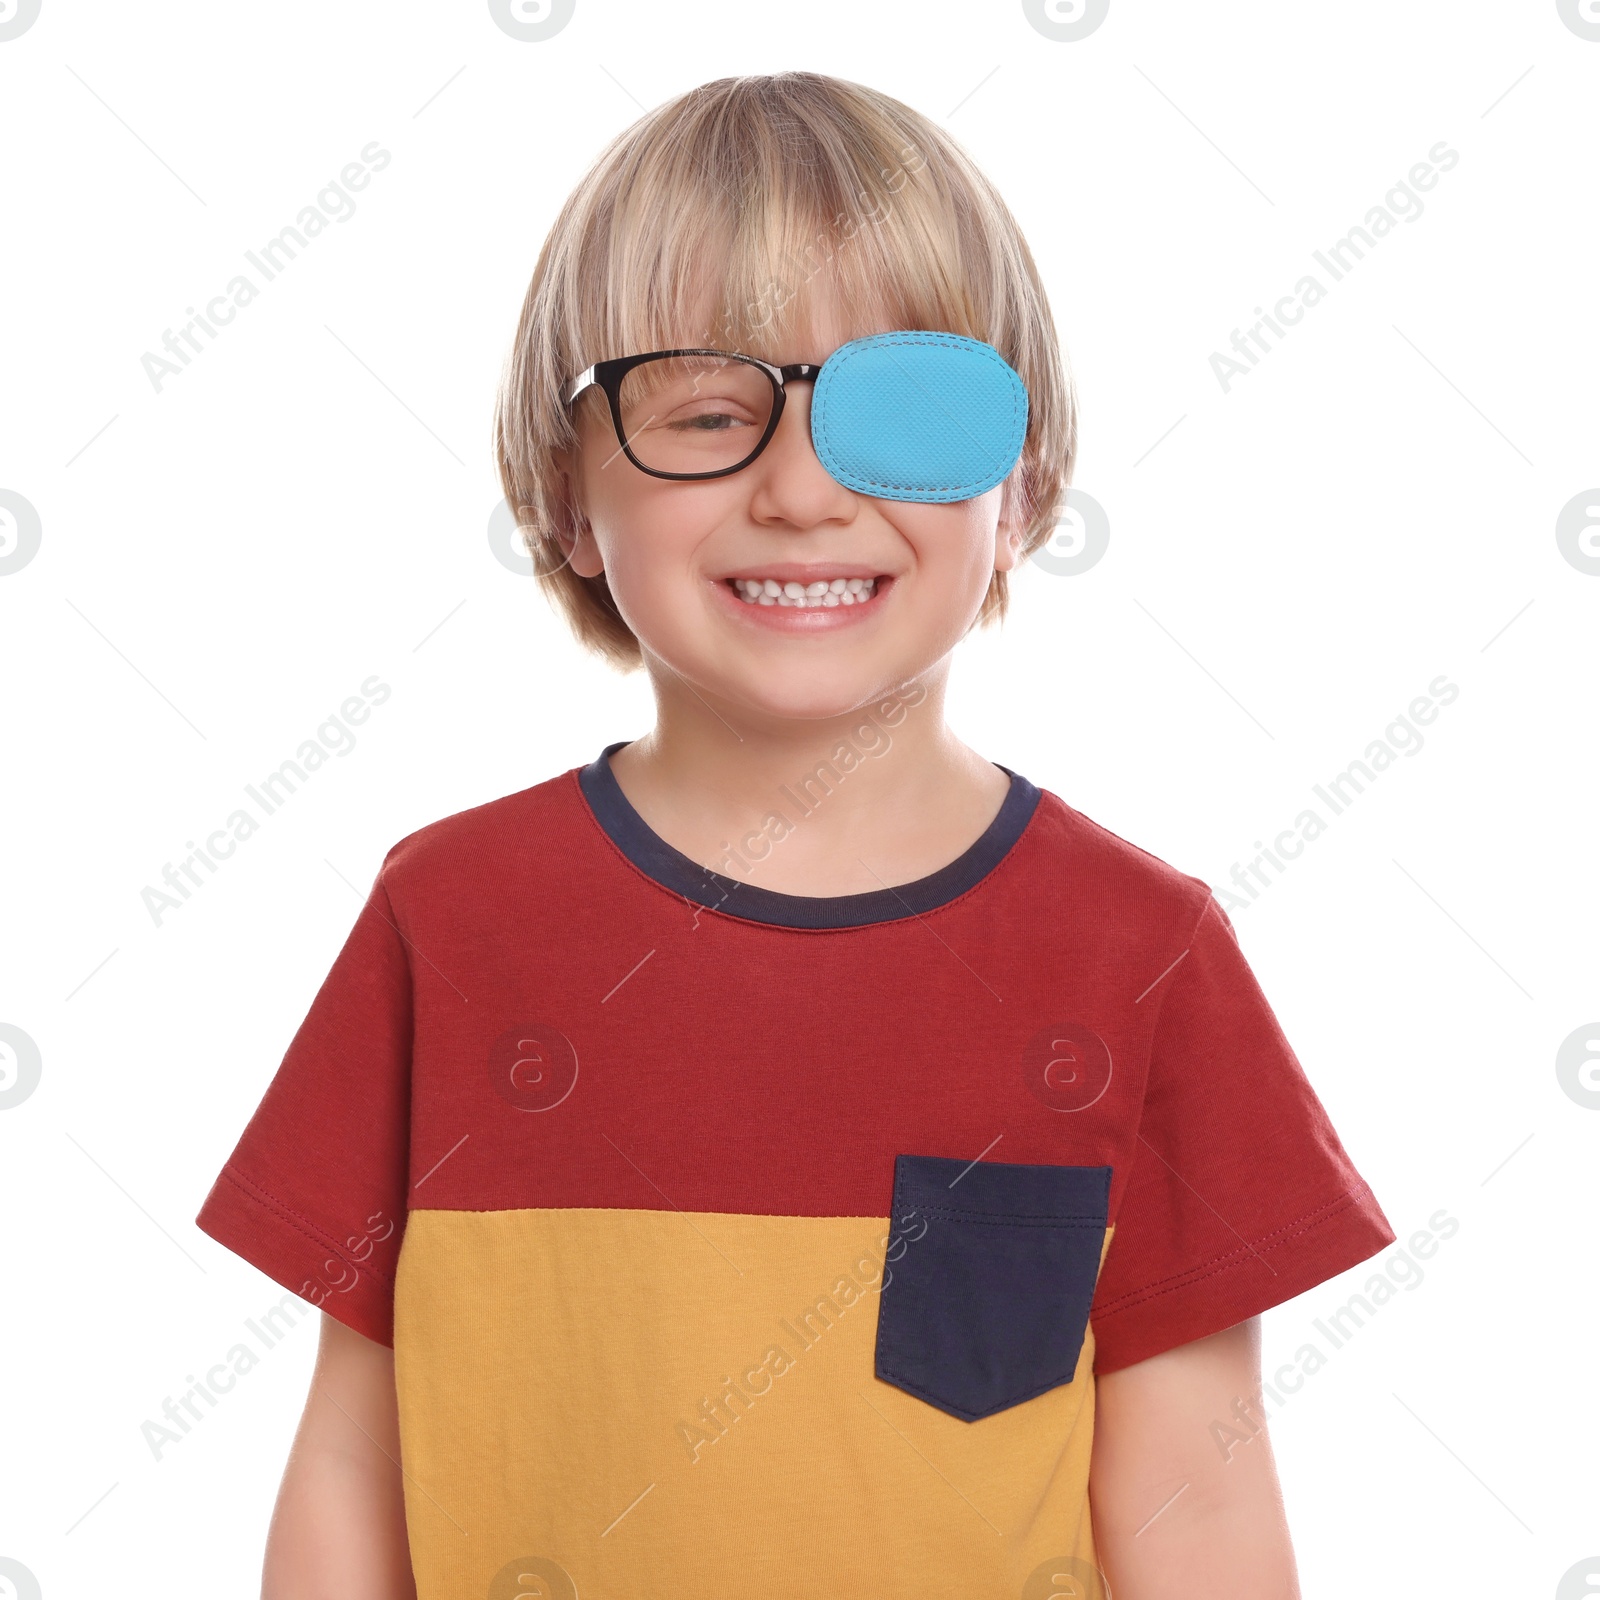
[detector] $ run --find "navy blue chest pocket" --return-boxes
[873,1154,1112,1423]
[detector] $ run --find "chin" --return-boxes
[728,680,870,722]
[699,658,918,727]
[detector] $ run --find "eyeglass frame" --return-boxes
[560,348,825,482]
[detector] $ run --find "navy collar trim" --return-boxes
[578,740,1041,930]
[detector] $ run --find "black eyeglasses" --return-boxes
[561,348,822,481]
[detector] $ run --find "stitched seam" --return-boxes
[1110,883,1222,1214]
[1098,1186,1364,1307]
[892,1205,1108,1227]
[1140,884,1217,1053]
[218,1164,397,1289]
[815,367,1024,492]
[813,332,1026,495]
[879,1358,1077,1395]
[406,1200,894,1219]
[1094,1185,1372,1319]
[876,1361,1078,1417]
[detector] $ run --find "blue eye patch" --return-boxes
[809,331,1028,504]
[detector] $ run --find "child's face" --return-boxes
[556,292,1025,722]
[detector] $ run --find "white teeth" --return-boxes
[730,576,879,608]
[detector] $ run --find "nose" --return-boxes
[767,359,826,456]
[768,365,821,453]
[747,377,858,523]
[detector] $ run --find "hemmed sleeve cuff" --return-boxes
[1091,1181,1395,1374]
[195,1163,396,1347]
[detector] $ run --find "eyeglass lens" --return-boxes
[614,355,776,475]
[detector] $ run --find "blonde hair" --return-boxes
[492,71,1076,672]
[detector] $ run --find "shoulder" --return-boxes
[373,764,589,907]
[1024,784,1215,935]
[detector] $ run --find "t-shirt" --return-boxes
[196,739,1394,1600]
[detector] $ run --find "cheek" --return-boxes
[884,498,999,574]
[603,548,676,624]
[587,484,727,611]
[593,528,672,619]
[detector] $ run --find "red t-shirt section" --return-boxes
[196,756,1392,1363]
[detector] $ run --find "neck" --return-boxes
[604,659,1011,898]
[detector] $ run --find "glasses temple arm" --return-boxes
[561,366,596,406]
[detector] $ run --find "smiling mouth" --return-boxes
[728,575,881,609]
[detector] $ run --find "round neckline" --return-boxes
[576,740,1041,930]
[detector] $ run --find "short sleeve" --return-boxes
[1090,893,1394,1373]
[195,865,412,1345]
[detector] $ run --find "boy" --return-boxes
[198,72,1393,1599]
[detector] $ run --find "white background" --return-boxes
[2,2,1597,1596]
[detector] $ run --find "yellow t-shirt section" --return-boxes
[394,1207,1110,1600]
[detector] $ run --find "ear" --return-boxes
[546,456,605,581]
[991,480,1028,575]
[562,517,604,580]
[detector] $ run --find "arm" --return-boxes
[262,1312,417,1600]
[1089,1318,1299,1600]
